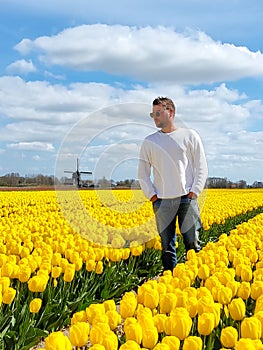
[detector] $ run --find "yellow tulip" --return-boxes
[95,261,104,274]
[198,265,210,280]
[28,275,48,293]
[45,331,72,350]
[237,281,251,300]
[241,316,262,340]
[141,326,158,349]
[161,335,180,350]
[153,344,170,350]
[166,308,192,340]
[106,310,121,330]
[2,287,16,304]
[251,281,263,300]
[125,321,143,344]
[69,322,90,347]
[119,340,141,350]
[241,265,253,282]
[120,292,137,319]
[103,299,116,312]
[143,288,159,309]
[29,298,42,313]
[18,266,32,283]
[217,286,232,305]
[220,326,238,348]
[90,323,111,345]
[159,293,177,314]
[197,313,215,336]
[228,297,246,321]
[254,311,263,338]
[153,314,167,333]
[86,259,96,272]
[86,303,105,324]
[71,310,87,325]
[182,336,203,350]
[0,276,11,293]
[63,265,75,282]
[51,266,62,279]
[101,331,118,350]
[235,338,258,350]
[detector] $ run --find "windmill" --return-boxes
[64,158,92,188]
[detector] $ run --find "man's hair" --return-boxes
[152,96,175,112]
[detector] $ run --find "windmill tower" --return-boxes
[64,158,92,188]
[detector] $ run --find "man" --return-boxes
[138,96,208,271]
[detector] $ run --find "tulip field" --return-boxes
[0,188,263,350]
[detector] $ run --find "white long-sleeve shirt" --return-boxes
[138,127,208,199]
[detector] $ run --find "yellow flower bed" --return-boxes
[42,212,263,349]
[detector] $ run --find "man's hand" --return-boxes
[188,192,197,199]
[150,194,158,202]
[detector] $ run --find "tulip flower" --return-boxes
[2,287,16,304]
[45,331,72,350]
[101,331,118,350]
[29,298,42,313]
[63,265,75,283]
[228,297,246,321]
[220,326,238,348]
[90,323,111,345]
[143,287,159,309]
[159,293,177,314]
[198,265,210,280]
[141,326,158,349]
[254,311,263,338]
[237,281,251,300]
[217,286,232,305]
[182,336,203,350]
[153,344,170,350]
[241,265,253,282]
[71,310,87,325]
[241,316,262,340]
[235,338,259,350]
[251,281,263,300]
[95,261,104,274]
[166,308,192,340]
[86,303,105,324]
[106,310,121,330]
[161,335,180,350]
[28,275,48,293]
[120,292,137,319]
[125,321,143,344]
[197,313,215,336]
[119,340,141,350]
[153,314,167,333]
[69,322,90,347]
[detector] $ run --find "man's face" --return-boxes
[151,104,171,129]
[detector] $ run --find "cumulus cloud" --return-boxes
[6,59,37,74]
[15,24,263,84]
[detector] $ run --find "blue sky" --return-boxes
[0,0,262,185]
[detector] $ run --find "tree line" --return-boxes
[0,173,262,189]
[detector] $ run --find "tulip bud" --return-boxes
[2,287,16,304]
[119,340,141,350]
[241,316,262,340]
[228,297,246,321]
[29,298,42,313]
[69,322,90,347]
[161,335,180,350]
[220,326,238,348]
[45,331,72,350]
[182,336,203,350]
[141,326,158,349]
[197,312,214,336]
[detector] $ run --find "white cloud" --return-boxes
[15,24,263,84]
[6,59,37,74]
[7,142,55,151]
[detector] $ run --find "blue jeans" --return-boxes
[152,196,202,271]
